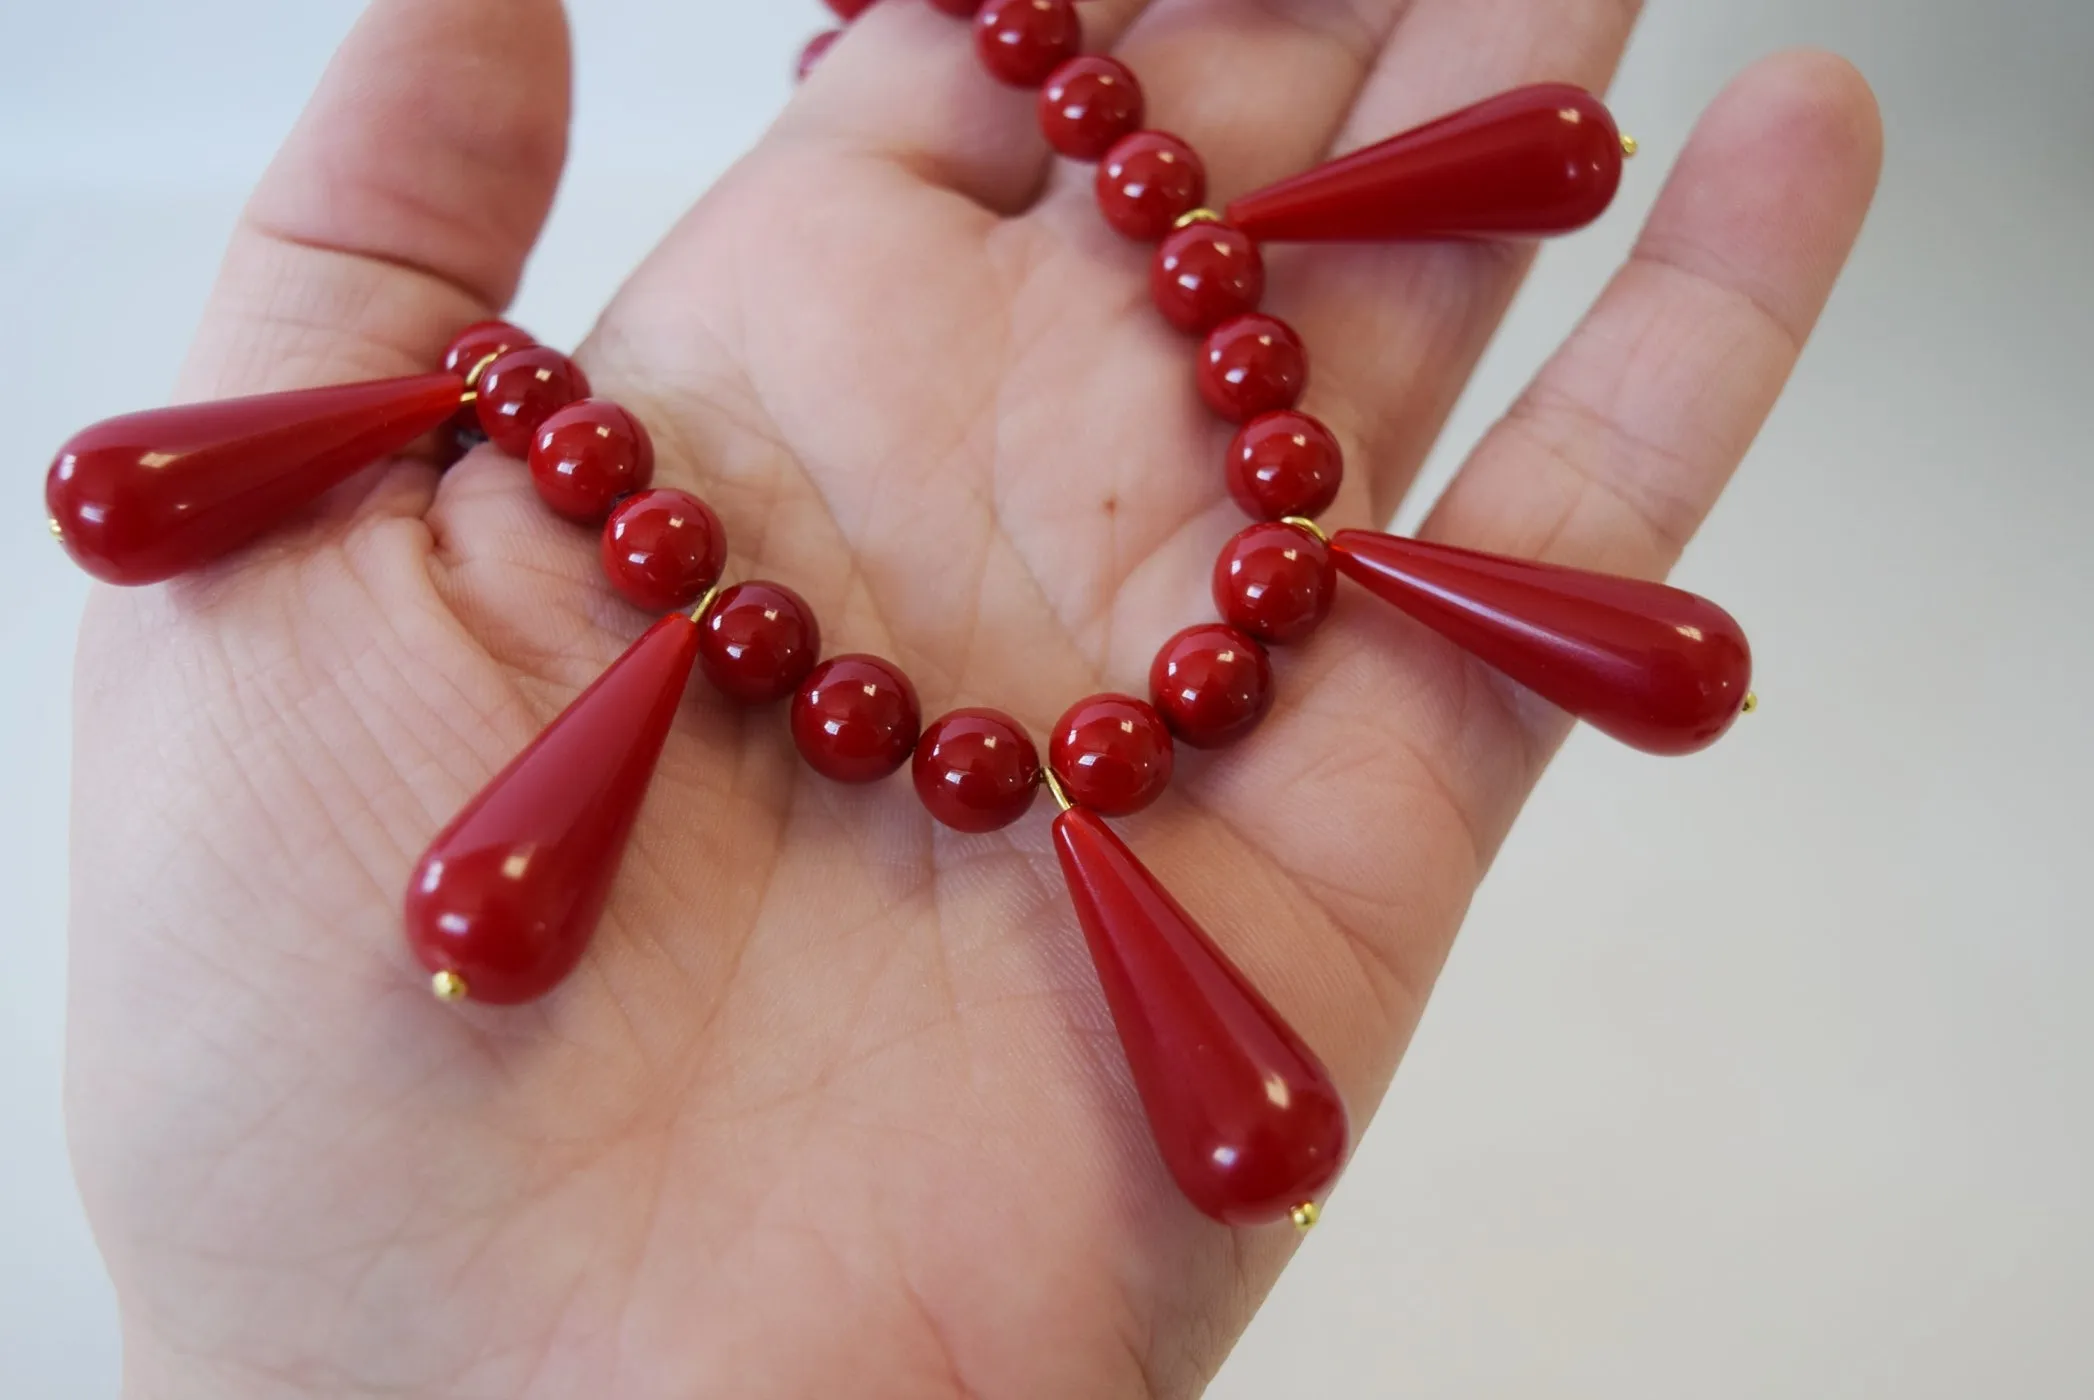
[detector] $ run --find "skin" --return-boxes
[60,2,1882,1397]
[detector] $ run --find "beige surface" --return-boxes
[1,2,2087,1394]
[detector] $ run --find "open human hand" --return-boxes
[62,2,1880,1395]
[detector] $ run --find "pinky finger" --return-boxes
[1423,50,1883,584]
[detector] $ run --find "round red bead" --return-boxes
[698,580,821,705]
[1097,131,1207,241]
[443,320,534,381]
[975,0,1080,88]
[824,0,876,18]
[475,347,591,458]
[797,29,842,82]
[1050,694,1175,817]
[1227,411,1343,521]
[1151,221,1265,335]
[1150,623,1275,750]
[1197,314,1306,423]
[600,488,727,613]
[792,655,923,783]
[1213,521,1335,646]
[1038,56,1144,161]
[528,400,655,524]
[912,708,1042,833]
[928,0,983,12]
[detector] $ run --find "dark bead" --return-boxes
[792,654,923,783]
[1213,521,1336,646]
[1197,314,1306,423]
[1151,221,1264,335]
[912,708,1043,832]
[1226,411,1343,521]
[1149,623,1275,750]
[1097,131,1207,241]
[600,488,727,613]
[697,581,821,705]
[1038,56,1144,161]
[1049,694,1174,816]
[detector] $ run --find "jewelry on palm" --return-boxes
[42,0,1753,1231]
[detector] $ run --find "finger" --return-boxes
[1288,0,1648,521]
[179,0,571,401]
[1427,51,1885,582]
[777,0,1155,216]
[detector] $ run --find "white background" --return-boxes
[3,1,2090,1395]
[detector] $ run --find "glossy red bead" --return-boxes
[443,320,534,380]
[1053,808,1349,1222]
[1097,131,1207,241]
[1213,521,1336,646]
[528,400,655,524]
[1197,314,1307,423]
[405,614,701,1005]
[474,347,590,458]
[1151,221,1265,335]
[1050,694,1175,817]
[974,0,1080,88]
[1227,83,1625,243]
[1038,56,1144,161]
[600,489,727,613]
[46,374,464,587]
[1149,623,1275,750]
[792,655,923,783]
[697,581,821,705]
[1226,411,1344,521]
[912,708,1042,833]
[1329,529,1754,755]
[929,0,984,13]
[824,0,876,19]
[797,29,842,82]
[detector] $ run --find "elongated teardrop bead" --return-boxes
[405,614,701,1005]
[1226,83,1625,243]
[1054,808,1349,1224]
[45,374,464,586]
[1329,530,1752,755]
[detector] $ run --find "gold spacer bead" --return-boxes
[690,583,724,625]
[1280,515,1330,546]
[431,970,470,1004]
[461,350,505,398]
[1619,133,1639,158]
[1289,1201,1321,1234]
[1042,766,1075,814]
[48,519,64,543]
[1173,207,1222,230]
[1741,692,1759,715]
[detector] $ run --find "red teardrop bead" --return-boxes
[1054,808,1348,1223]
[1329,530,1753,755]
[46,373,464,586]
[405,614,701,1005]
[1226,83,1625,243]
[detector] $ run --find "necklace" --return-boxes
[42,0,1753,1233]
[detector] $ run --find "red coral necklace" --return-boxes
[43,1,1753,1232]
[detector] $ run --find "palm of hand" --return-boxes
[60,3,1878,1397]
